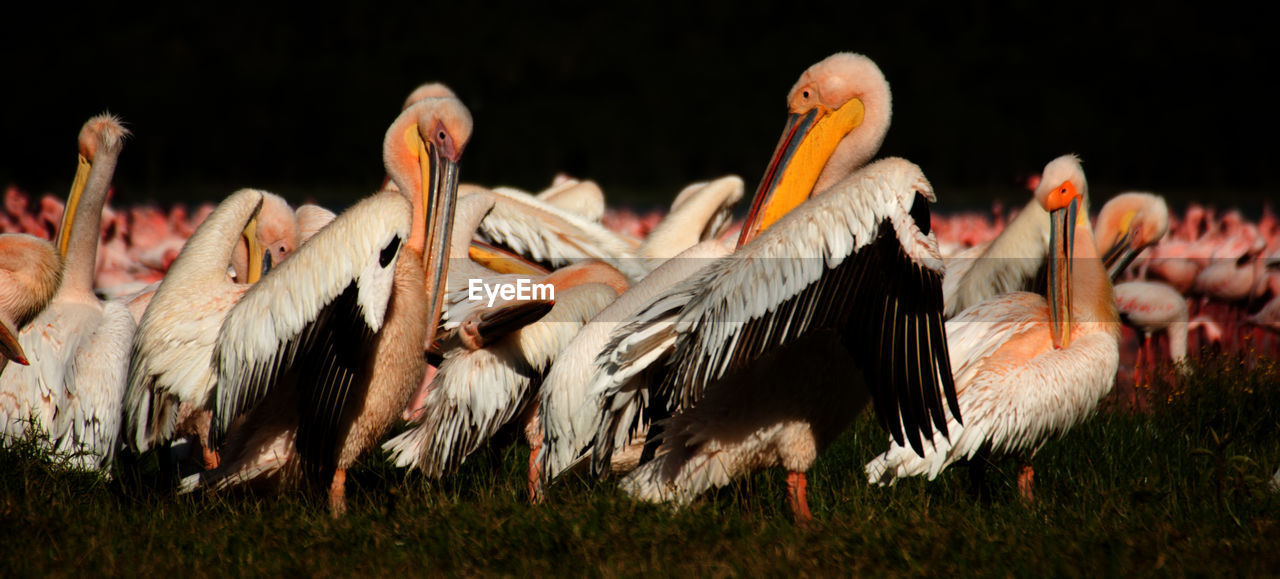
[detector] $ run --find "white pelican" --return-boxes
[471,185,647,280]
[865,155,1121,502]
[123,189,298,468]
[0,234,62,369]
[944,189,1167,318]
[532,177,606,222]
[383,260,627,499]
[0,113,136,471]
[589,53,958,524]
[294,203,337,243]
[1093,191,1169,280]
[942,199,1051,318]
[189,97,471,515]
[538,239,732,487]
[532,178,743,490]
[637,176,744,261]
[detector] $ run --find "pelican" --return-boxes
[381,182,626,498]
[471,185,647,280]
[294,204,337,243]
[123,189,299,469]
[637,176,743,261]
[0,234,61,370]
[538,239,731,487]
[865,155,1120,502]
[188,97,470,515]
[942,199,1051,318]
[534,179,743,489]
[1093,191,1169,280]
[589,53,958,524]
[532,177,607,222]
[944,189,1167,317]
[383,260,627,499]
[0,114,136,471]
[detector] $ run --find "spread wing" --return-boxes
[593,158,959,467]
[211,192,410,480]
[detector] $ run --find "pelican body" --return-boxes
[0,114,136,472]
[192,97,471,514]
[866,155,1121,501]
[587,54,959,523]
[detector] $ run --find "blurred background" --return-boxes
[3,2,1275,212]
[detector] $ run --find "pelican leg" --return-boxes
[402,363,439,422]
[196,410,220,470]
[786,471,812,526]
[528,429,544,505]
[329,468,348,517]
[201,446,221,471]
[1017,463,1035,502]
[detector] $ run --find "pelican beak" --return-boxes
[0,320,28,366]
[737,97,866,247]
[242,214,266,284]
[468,240,550,276]
[1100,224,1139,282]
[458,299,555,350]
[1047,182,1080,350]
[55,154,92,257]
[419,136,461,353]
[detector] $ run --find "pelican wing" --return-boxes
[478,187,646,280]
[124,189,265,453]
[212,192,411,476]
[866,292,1120,482]
[596,158,958,460]
[385,284,617,476]
[539,241,730,481]
[56,300,135,470]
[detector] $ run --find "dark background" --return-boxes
[4,3,1275,213]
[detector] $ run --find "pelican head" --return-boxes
[230,191,299,283]
[737,52,892,246]
[1094,191,1169,281]
[56,114,130,257]
[402,82,458,111]
[384,96,474,349]
[1035,154,1089,350]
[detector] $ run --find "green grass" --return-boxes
[3,354,1279,576]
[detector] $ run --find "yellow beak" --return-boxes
[242,215,265,284]
[55,154,92,258]
[736,97,865,247]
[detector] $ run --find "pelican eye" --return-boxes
[380,235,401,268]
[438,131,447,141]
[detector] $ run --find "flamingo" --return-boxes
[865,155,1120,502]
[588,54,958,524]
[0,114,136,471]
[1115,281,1224,387]
[185,96,471,515]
